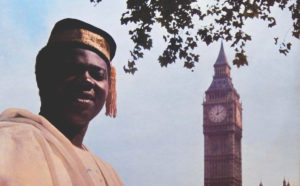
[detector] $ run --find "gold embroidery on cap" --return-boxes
[49,29,111,61]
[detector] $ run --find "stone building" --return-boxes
[203,43,242,186]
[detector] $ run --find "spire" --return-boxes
[283,178,286,186]
[214,41,229,66]
[207,41,237,93]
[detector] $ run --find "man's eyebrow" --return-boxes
[88,64,106,72]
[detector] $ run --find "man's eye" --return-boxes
[90,70,106,80]
[55,65,82,81]
[61,66,81,77]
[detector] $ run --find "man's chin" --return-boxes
[44,99,103,124]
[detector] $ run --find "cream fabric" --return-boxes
[0,108,123,186]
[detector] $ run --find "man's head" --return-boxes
[35,18,116,127]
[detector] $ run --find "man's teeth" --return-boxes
[76,98,91,103]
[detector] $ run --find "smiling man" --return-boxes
[0,19,123,186]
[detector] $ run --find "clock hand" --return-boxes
[217,109,224,115]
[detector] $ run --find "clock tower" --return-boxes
[203,43,242,186]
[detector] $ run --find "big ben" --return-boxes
[203,43,242,186]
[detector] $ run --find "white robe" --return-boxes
[0,108,123,186]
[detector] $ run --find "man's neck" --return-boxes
[40,109,89,148]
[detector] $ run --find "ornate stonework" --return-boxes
[203,43,242,186]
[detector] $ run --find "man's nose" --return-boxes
[78,70,94,89]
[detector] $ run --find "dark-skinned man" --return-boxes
[0,18,123,186]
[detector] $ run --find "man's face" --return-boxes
[42,48,109,125]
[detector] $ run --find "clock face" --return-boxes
[208,105,227,123]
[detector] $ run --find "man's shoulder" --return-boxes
[0,108,44,139]
[0,120,41,137]
[0,122,45,148]
[0,109,54,186]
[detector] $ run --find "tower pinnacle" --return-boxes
[214,41,229,67]
[206,42,238,94]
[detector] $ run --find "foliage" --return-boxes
[91,0,300,74]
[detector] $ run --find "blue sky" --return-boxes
[0,1,299,186]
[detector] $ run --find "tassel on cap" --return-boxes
[105,66,117,117]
